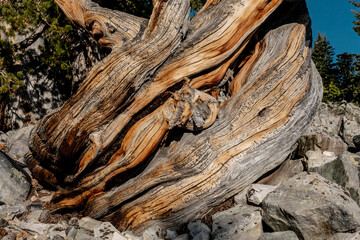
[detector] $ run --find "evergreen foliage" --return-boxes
[0,0,78,100]
[0,0,204,101]
[335,52,360,103]
[312,33,360,105]
[350,0,360,36]
[0,1,358,106]
[190,0,206,12]
[312,33,340,102]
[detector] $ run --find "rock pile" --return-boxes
[0,102,360,239]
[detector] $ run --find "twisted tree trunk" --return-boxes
[26,0,322,233]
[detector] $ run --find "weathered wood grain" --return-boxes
[26,0,322,233]
[54,0,148,48]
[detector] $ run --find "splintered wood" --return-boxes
[26,0,322,233]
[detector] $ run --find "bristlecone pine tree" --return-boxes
[26,0,323,233]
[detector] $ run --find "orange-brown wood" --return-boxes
[26,0,322,233]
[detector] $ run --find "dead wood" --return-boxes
[26,0,322,233]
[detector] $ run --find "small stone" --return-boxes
[193,231,210,240]
[0,151,31,205]
[165,229,178,240]
[68,217,79,228]
[330,231,360,240]
[51,234,65,240]
[341,104,360,148]
[246,184,277,205]
[94,222,121,240]
[187,220,211,238]
[234,186,250,205]
[0,131,8,143]
[305,150,336,169]
[2,231,16,240]
[174,234,190,240]
[66,227,78,240]
[258,231,299,240]
[25,210,43,223]
[6,125,35,165]
[12,219,52,235]
[74,228,94,240]
[78,216,101,232]
[0,205,27,220]
[323,151,335,157]
[122,231,142,240]
[111,232,128,240]
[142,225,165,240]
[212,205,263,240]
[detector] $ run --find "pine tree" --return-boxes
[350,0,360,36]
[336,52,360,104]
[0,1,205,130]
[312,33,341,102]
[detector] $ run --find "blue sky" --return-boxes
[306,0,360,55]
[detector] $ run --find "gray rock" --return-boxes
[68,217,79,228]
[262,172,360,240]
[258,159,303,186]
[187,220,211,238]
[234,186,250,205]
[316,134,348,156]
[305,103,344,138]
[308,153,360,206]
[305,150,336,169]
[341,103,360,148]
[304,102,360,153]
[294,134,347,157]
[193,231,210,240]
[6,125,34,166]
[24,210,43,223]
[48,226,67,240]
[11,218,54,235]
[142,225,165,240]
[111,232,129,240]
[0,205,27,220]
[78,216,102,232]
[66,227,78,240]
[174,234,190,240]
[94,222,121,240]
[330,231,360,240]
[211,205,263,240]
[246,184,277,205]
[258,231,299,240]
[2,231,16,240]
[74,228,95,240]
[51,235,65,240]
[0,131,8,143]
[119,231,142,240]
[165,229,178,240]
[0,151,31,205]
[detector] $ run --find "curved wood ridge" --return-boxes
[27,0,322,233]
[54,0,148,48]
